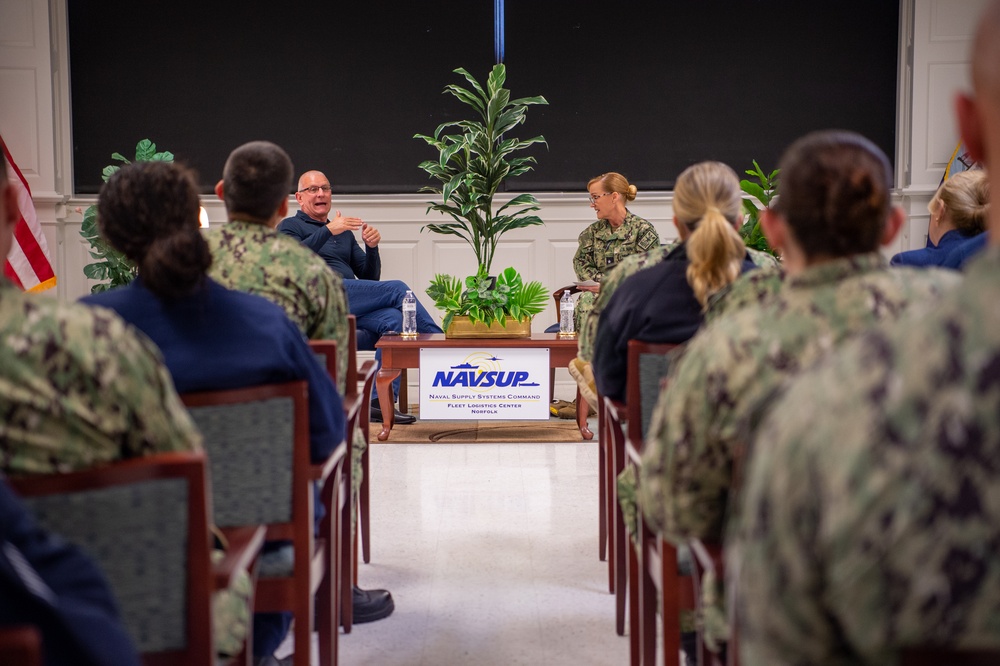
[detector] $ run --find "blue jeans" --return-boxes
[344,279,443,402]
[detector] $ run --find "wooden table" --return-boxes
[374,333,592,442]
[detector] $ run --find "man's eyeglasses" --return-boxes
[588,192,612,204]
[298,185,332,194]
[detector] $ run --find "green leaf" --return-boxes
[110,152,130,164]
[134,139,155,161]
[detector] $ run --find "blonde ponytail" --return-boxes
[673,161,747,307]
[685,209,746,306]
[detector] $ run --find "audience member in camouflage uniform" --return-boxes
[731,4,1000,662]
[0,165,199,475]
[592,162,762,403]
[573,172,659,330]
[639,131,960,545]
[206,141,395,645]
[206,148,349,394]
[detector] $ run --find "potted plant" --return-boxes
[415,64,549,337]
[739,160,780,258]
[426,267,549,338]
[80,139,174,293]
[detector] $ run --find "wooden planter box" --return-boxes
[444,316,532,339]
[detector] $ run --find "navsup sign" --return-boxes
[419,348,550,420]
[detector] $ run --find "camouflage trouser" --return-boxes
[616,466,697,634]
[211,548,252,657]
[575,291,597,334]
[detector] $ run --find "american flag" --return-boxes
[1,135,56,292]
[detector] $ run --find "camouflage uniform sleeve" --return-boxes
[573,223,603,282]
[98,313,203,457]
[636,221,660,253]
[727,371,836,666]
[310,270,351,394]
[639,326,741,541]
[728,332,902,666]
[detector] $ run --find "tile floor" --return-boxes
[306,439,632,665]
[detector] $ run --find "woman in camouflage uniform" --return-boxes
[573,172,660,328]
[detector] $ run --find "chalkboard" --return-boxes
[68,1,899,194]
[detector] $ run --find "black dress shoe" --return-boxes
[352,585,395,623]
[370,403,416,425]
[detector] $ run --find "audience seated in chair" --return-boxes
[640,131,960,661]
[0,148,199,477]
[79,156,390,665]
[592,161,762,404]
[277,169,444,424]
[890,169,988,267]
[732,5,1000,662]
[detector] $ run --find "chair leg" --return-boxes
[628,542,641,666]
[605,424,616,594]
[294,564,314,666]
[614,487,627,636]
[361,446,371,564]
[341,495,354,634]
[316,543,336,666]
[598,439,607,562]
[661,542,682,666]
[638,529,656,666]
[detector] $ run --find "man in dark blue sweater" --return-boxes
[278,170,443,423]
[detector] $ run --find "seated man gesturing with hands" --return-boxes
[278,170,442,424]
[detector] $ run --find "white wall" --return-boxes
[0,0,987,317]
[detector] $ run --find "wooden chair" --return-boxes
[10,451,264,666]
[602,396,631,645]
[182,381,346,666]
[346,314,377,568]
[309,330,378,633]
[607,340,685,665]
[0,626,42,666]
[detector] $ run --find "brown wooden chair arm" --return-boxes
[625,435,642,467]
[213,525,267,590]
[310,434,350,484]
[551,284,583,317]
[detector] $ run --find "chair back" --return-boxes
[311,339,338,386]
[0,626,42,666]
[625,340,678,444]
[346,315,359,391]
[10,452,215,665]
[181,381,309,536]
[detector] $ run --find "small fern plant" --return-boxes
[80,139,174,293]
[426,267,548,331]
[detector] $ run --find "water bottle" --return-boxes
[401,290,418,338]
[559,289,575,336]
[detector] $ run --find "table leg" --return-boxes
[376,367,401,441]
[577,387,594,440]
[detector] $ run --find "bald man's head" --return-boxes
[295,170,332,222]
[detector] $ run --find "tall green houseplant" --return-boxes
[415,63,548,277]
[80,139,174,293]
